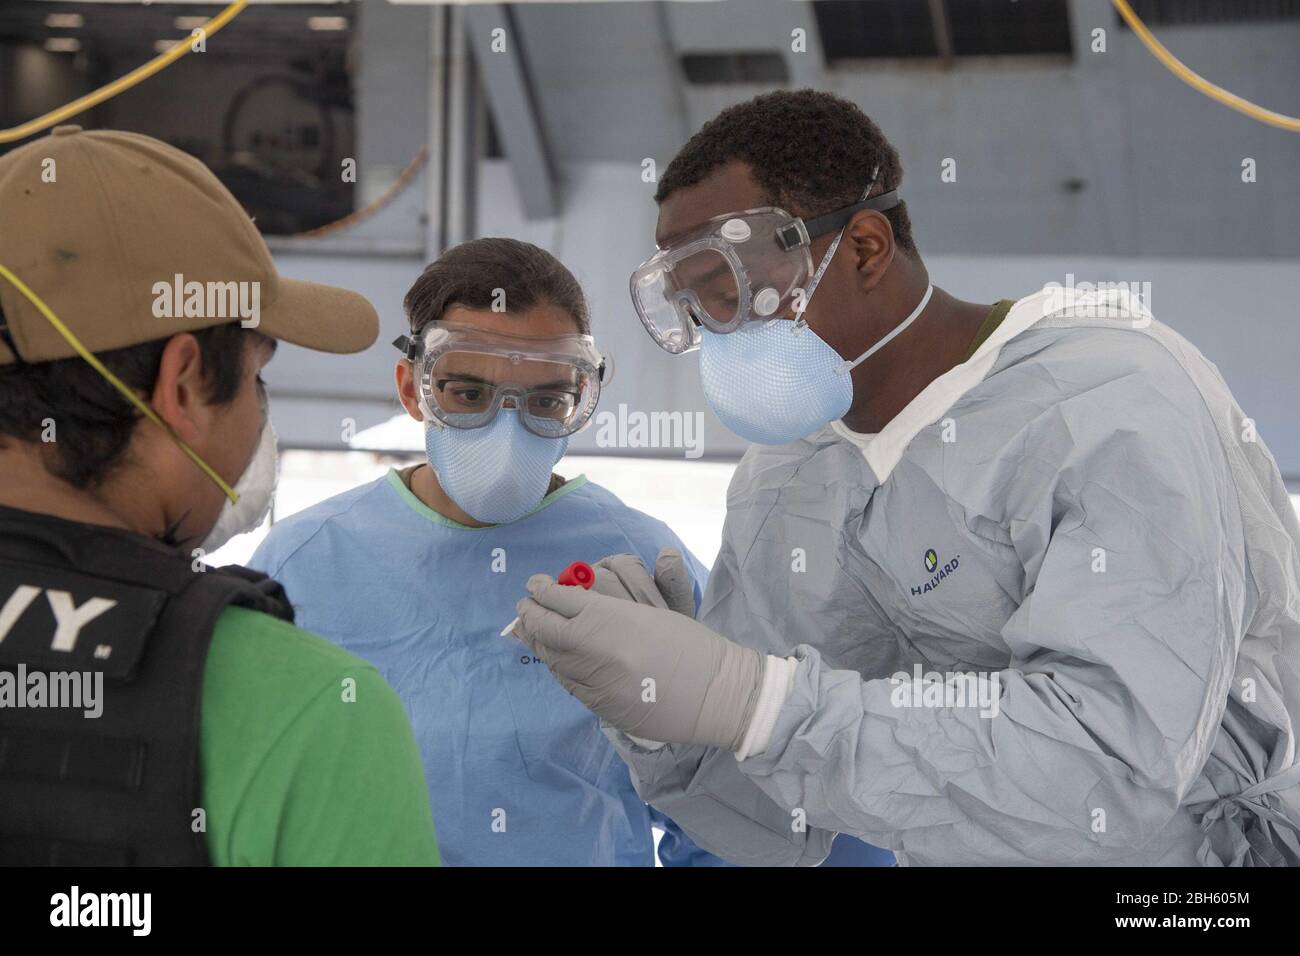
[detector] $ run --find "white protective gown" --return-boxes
[609,286,1300,866]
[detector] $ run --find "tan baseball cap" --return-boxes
[0,125,378,364]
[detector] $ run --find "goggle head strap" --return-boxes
[393,333,419,361]
[776,189,901,252]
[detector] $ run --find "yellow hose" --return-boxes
[1112,0,1300,132]
[0,0,248,144]
[0,263,239,503]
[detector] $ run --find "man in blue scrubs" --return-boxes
[251,238,723,866]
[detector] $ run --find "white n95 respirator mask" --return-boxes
[424,412,568,525]
[200,416,278,552]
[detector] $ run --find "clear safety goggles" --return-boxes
[629,189,900,354]
[394,322,609,438]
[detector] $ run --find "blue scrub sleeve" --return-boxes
[650,807,733,867]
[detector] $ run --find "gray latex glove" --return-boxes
[513,575,764,751]
[588,548,695,617]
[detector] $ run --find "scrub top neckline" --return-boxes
[384,467,589,530]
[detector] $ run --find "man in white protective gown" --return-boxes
[510,90,1300,867]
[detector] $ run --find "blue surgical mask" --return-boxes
[424,410,568,525]
[699,217,933,445]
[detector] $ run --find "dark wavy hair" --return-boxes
[403,237,590,335]
[0,318,251,489]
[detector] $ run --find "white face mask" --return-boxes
[200,416,278,553]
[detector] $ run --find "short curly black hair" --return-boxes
[656,89,916,255]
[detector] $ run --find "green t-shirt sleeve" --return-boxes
[200,606,440,866]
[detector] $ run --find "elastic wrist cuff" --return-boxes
[735,655,797,761]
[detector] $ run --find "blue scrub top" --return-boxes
[250,469,723,866]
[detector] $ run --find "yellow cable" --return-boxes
[0,263,239,503]
[0,0,248,144]
[1112,0,1300,132]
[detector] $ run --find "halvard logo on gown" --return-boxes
[913,549,959,597]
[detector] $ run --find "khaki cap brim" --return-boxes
[256,277,379,354]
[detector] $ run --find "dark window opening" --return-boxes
[815,0,937,60]
[947,0,1073,56]
[814,0,1073,64]
[680,52,791,85]
[1117,0,1300,27]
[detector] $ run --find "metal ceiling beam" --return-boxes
[461,2,557,220]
